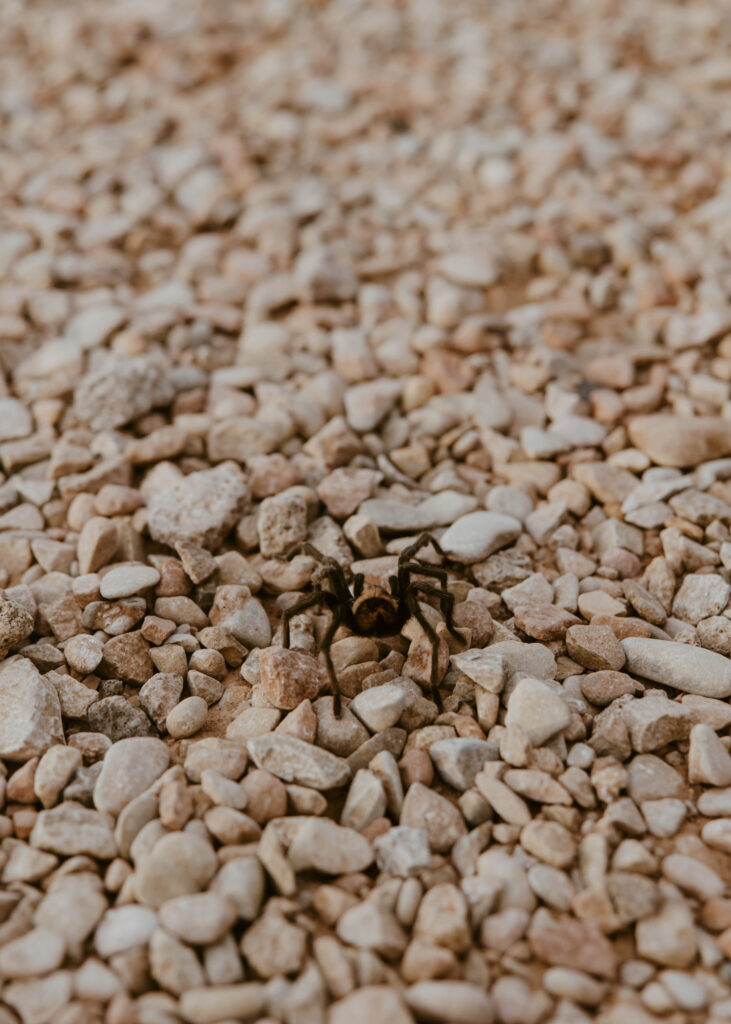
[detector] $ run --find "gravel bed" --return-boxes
[2,0,731,1021]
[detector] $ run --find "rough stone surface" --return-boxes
[4,3,731,1018]
[0,658,64,761]
[147,464,249,550]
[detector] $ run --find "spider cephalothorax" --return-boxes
[281,533,467,715]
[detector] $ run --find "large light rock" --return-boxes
[628,415,731,468]
[0,658,64,761]
[621,638,731,698]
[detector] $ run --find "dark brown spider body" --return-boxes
[351,586,406,636]
[281,534,468,716]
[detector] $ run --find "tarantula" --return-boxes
[281,533,467,715]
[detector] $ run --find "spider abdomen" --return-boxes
[352,587,404,636]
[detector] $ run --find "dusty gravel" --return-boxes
[2,1,731,1022]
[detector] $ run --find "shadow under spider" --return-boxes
[281,532,467,716]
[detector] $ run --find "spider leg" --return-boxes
[411,580,466,646]
[406,590,443,710]
[353,573,365,598]
[398,532,446,564]
[300,543,352,605]
[319,605,344,717]
[400,562,448,586]
[281,591,322,648]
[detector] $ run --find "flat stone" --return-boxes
[93,737,170,816]
[505,678,570,746]
[635,899,697,967]
[528,908,617,979]
[0,658,64,761]
[515,605,580,641]
[3,972,73,1024]
[95,905,157,957]
[475,773,530,826]
[688,723,731,786]
[450,650,506,693]
[0,927,66,978]
[336,900,407,958]
[373,826,431,877]
[581,670,640,707]
[159,892,237,946]
[404,981,495,1024]
[329,987,414,1024]
[99,565,160,599]
[30,801,116,858]
[504,769,572,805]
[179,984,266,1024]
[502,574,554,612]
[520,820,576,868]
[358,499,436,534]
[487,640,557,680]
[247,733,350,789]
[439,512,521,563]
[621,638,731,698]
[287,817,374,873]
[566,625,625,672]
[672,573,730,624]
[0,398,33,442]
[662,854,724,901]
[622,580,667,626]
[626,754,685,803]
[147,464,249,550]
[629,415,731,468]
[429,738,497,791]
[34,746,82,808]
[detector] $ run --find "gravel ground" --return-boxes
[2,0,731,1021]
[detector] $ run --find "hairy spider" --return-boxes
[281,533,467,716]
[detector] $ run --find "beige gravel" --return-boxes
[3,1,731,1023]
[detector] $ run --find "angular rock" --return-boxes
[147,464,249,550]
[0,658,64,761]
[247,734,350,789]
[30,801,116,858]
[439,512,522,563]
[287,817,374,873]
[505,678,570,746]
[258,647,321,710]
[400,782,466,852]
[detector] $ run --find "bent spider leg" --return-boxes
[319,605,344,717]
[301,543,351,604]
[406,590,443,710]
[411,580,467,646]
[398,561,449,595]
[398,531,446,564]
[281,591,322,648]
